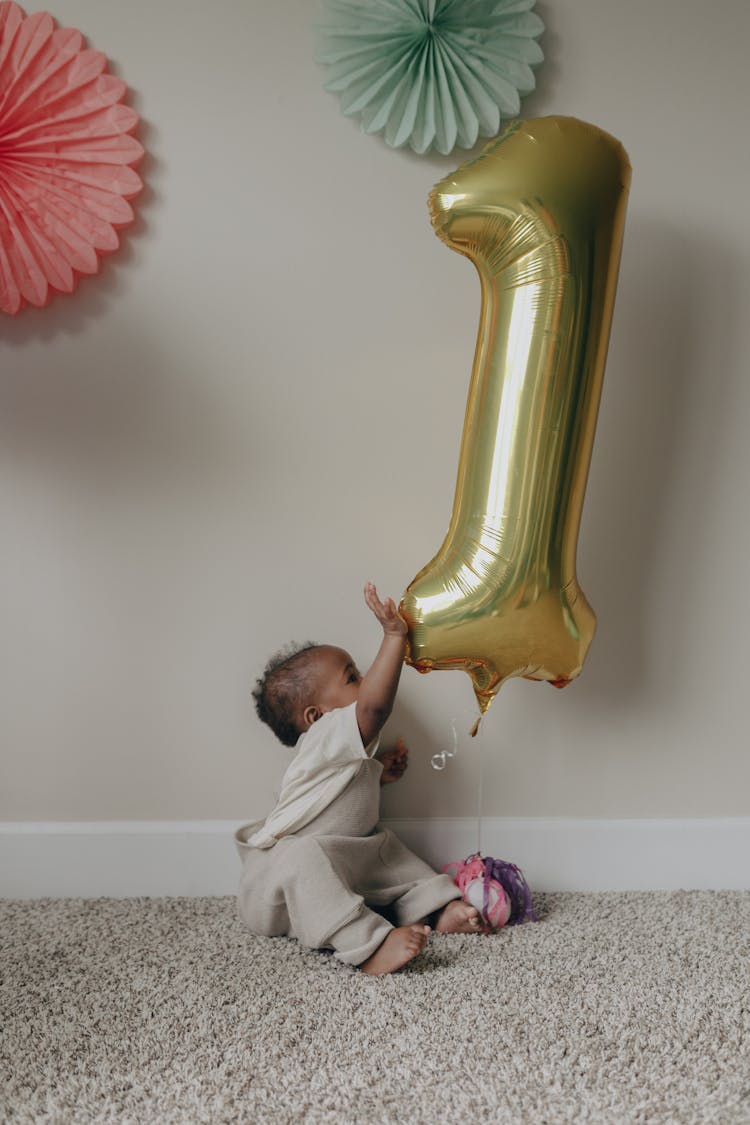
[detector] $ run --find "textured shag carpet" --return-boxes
[2,893,749,1124]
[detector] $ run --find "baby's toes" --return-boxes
[408,936,427,956]
[457,903,483,934]
[436,900,483,934]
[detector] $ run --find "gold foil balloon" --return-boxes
[400,116,631,716]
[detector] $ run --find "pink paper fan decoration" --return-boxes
[0,1,143,313]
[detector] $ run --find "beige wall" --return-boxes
[2,0,748,823]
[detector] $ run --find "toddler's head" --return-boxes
[253,643,361,746]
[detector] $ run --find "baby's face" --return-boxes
[307,645,362,716]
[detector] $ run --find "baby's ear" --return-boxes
[302,704,321,730]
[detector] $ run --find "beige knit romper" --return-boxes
[235,756,460,965]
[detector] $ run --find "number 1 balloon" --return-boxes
[400,116,631,715]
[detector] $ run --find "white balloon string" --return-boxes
[430,711,485,857]
[476,717,484,856]
[430,717,459,772]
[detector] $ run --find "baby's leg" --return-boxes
[241,837,400,966]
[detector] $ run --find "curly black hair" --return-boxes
[252,642,321,747]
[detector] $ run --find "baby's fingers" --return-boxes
[365,582,408,635]
[364,582,385,616]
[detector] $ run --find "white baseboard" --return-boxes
[1,817,748,899]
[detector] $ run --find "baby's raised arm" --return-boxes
[356,582,407,746]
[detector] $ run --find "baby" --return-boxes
[235,582,481,975]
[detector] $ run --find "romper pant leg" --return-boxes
[311,831,461,926]
[365,830,461,925]
[238,837,392,966]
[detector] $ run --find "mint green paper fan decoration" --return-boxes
[316,0,544,155]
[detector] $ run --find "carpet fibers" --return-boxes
[2,893,749,1123]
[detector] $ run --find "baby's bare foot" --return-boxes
[434,899,482,934]
[360,924,431,976]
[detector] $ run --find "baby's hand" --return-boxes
[364,582,408,636]
[378,738,409,784]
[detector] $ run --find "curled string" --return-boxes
[430,718,460,771]
[431,713,485,856]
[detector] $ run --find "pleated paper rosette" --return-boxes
[0,1,143,314]
[316,0,544,155]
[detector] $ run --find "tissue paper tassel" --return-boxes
[0,1,143,313]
